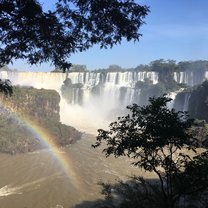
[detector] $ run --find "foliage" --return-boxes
[134,64,149,72]
[188,80,208,122]
[0,0,149,71]
[177,60,208,72]
[0,86,81,154]
[189,120,208,147]
[92,60,208,73]
[100,176,164,208]
[70,64,87,72]
[0,113,43,154]
[0,79,13,96]
[175,80,208,122]
[99,172,208,208]
[149,59,179,91]
[93,95,208,207]
[175,151,208,194]
[107,65,123,72]
[134,80,166,106]
[5,86,60,120]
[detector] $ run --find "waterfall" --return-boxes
[167,91,178,109]
[172,90,191,113]
[1,70,208,133]
[0,71,158,133]
[183,93,191,112]
[173,71,208,86]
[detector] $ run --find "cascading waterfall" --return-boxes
[61,71,159,133]
[1,70,208,133]
[0,71,158,133]
[1,71,67,90]
[173,71,208,86]
[183,93,191,111]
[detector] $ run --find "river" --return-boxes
[0,70,156,208]
[0,133,153,208]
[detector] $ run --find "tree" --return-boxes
[70,64,87,72]
[108,64,123,72]
[0,79,13,96]
[188,80,208,122]
[93,95,208,208]
[150,59,179,92]
[0,0,149,71]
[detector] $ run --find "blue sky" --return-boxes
[9,0,208,71]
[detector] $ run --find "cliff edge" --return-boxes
[0,87,82,154]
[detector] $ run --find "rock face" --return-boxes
[188,81,208,121]
[174,81,208,122]
[173,91,191,112]
[1,65,208,132]
[1,69,208,108]
[0,87,82,154]
[4,87,60,121]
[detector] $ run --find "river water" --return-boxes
[0,133,153,208]
[0,71,155,207]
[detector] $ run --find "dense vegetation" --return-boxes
[93,95,208,208]
[187,81,208,122]
[91,59,208,73]
[0,87,81,154]
[0,0,149,71]
[174,80,208,122]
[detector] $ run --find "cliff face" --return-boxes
[0,87,82,154]
[174,81,208,122]
[188,81,208,122]
[3,87,60,122]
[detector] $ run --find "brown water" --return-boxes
[0,134,153,208]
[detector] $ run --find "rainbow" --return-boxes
[0,101,84,195]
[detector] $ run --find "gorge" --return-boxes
[0,61,208,208]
